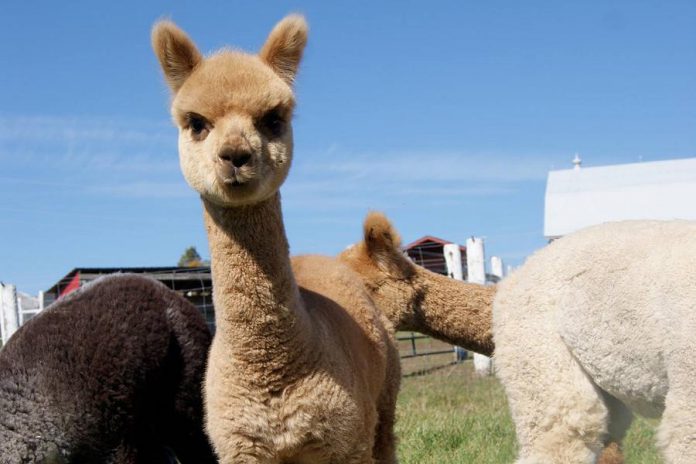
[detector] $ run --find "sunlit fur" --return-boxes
[494,220,696,463]
[339,211,626,464]
[339,211,495,356]
[153,19,297,207]
[153,16,401,464]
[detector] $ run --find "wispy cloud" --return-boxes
[300,151,552,183]
[0,114,182,200]
[87,181,191,199]
[284,148,552,212]
[0,115,552,207]
[0,115,173,143]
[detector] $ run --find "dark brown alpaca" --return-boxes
[0,274,215,464]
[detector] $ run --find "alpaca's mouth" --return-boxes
[216,163,257,189]
[220,175,257,191]
[227,179,245,187]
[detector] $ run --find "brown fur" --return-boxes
[339,212,495,356]
[153,15,400,464]
[597,442,625,464]
[0,275,214,464]
[339,212,626,463]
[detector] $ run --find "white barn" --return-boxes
[544,156,696,240]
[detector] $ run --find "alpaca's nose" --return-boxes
[218,148,252,168]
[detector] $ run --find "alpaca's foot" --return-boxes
[597,442,624,464]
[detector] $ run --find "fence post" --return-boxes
[491,256,504,280]
[466,237,493,376]
[443,243,464,280]
[1,284,20,345]
[443,243,465,362]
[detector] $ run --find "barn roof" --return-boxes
[544,157,696,239]
[45,266,211,296]
[403,236,466,276]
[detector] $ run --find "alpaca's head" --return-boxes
[339,212,421,329]
[152,15,308,207]
[342,212,496,355]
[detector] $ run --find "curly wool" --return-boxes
[494,220,696,463]
[0,274,215,464]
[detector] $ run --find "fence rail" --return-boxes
[397,333,456,359]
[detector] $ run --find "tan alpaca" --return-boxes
[338,212,494,356]
[339,212,626,464]
[152,15,400,464]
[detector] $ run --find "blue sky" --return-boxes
[1,1,695,294]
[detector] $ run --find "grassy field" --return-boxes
[395,361,662,463]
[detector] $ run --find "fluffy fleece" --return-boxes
[493,220,696,463]
[0,274,214,463]
[338,211,495,356]
[152,16,400,463]
[339,211,625,464]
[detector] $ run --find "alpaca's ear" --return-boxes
[152,20,202,93]
[363,211,414,279]
[259,14,308,85]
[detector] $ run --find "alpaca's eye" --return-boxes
[259,110,286,138]
[186,113,210,141]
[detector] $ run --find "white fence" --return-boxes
[0,284,44,345]
[444,238,504,376]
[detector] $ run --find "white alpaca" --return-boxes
[493,220,696,464]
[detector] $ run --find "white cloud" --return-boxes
[87,181,192,199]
[283,148,554,212]
[0,114,186,200]
[300,150,552,183]
[0,114,178,174]
[0,115,173,143]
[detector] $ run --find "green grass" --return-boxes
[395,361,663,463]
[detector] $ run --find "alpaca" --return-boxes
[0,274,215,464]
[339,211,626,464]
[338,211,495,357]
[152,15,400,464]
[493,220,696,464]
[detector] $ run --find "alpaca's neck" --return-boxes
[412,269,495,356]
[203,193,311,370]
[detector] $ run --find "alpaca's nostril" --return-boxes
[232,154,251,168]
[219,150,252,168]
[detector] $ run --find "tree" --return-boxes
[178,246,207,267]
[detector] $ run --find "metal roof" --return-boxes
[403,236,467,276]
[45,266,211,295]
[544,157,696,239]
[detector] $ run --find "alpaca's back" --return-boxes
[0,274,214,463]
[495,220,696,417]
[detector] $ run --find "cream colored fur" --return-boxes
[153,16,400,464]
[493,220,696,463]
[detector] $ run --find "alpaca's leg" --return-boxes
[372,330,401,464]
[105,441,138,464]
[372,345,400,464]
[657,349,696,463]
[597,442,623,464]
[163,306,216,464]
[495,324,608,463]
[596,392,632,464]
[372,395,398,464]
